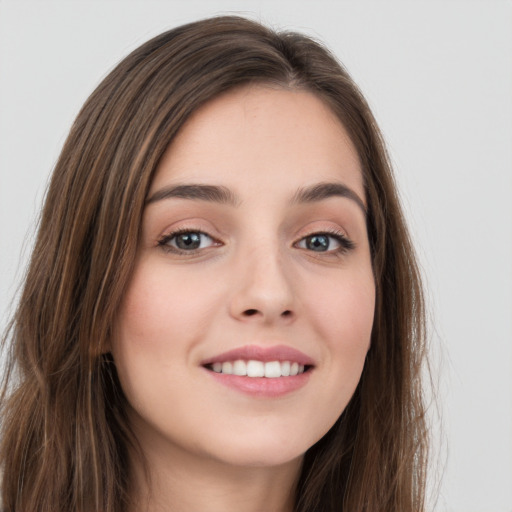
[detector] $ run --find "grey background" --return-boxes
[1,1,511,510]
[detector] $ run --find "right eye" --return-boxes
[158,230,217,252]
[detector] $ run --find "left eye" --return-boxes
[296,233,348,252]
[160,231,216,251]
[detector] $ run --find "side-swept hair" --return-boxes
[1,15,428,512]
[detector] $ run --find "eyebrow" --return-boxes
[290,182,366,214]
[146,181,366,214]
[146,184,239,206]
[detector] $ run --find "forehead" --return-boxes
[151,85,364,201]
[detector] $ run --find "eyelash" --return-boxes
[296,229,355,256]
[157,228,355,256]
[157,228,218,254]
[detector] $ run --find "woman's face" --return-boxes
[112,85,375,469]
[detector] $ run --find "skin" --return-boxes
[112,85,375,512]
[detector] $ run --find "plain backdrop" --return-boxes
[1,1,511,511]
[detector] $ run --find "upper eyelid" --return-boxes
[155,221,354,246]
[158,227,348,238]
[291,218,351,236]
[294,228,350,242]
[158,223,219,240]
[158,228,217,243]
[300,231,351,241]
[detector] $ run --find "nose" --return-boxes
[229,245,296,325]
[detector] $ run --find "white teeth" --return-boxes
[264,361,281,378]
[247,360,265,377]
[210,360,307,378]
[232,360,246,376]
[265,361,281,379]
[221,362,233,374]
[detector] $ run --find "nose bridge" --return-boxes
[230,231,295,322]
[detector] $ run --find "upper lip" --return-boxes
[200,344,315,366]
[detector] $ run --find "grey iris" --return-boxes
[306,235,329,251]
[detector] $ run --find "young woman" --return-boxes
[0,15,429,512]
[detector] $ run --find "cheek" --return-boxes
[302,266,375,393]
[111,261,224,395]
[288,267,375,447]
[309,268,375,347]
[115,261,222,350]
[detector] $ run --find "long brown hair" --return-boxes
[1,15,428,511]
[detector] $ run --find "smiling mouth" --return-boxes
[204,360,312,378]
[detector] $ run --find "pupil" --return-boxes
[307,235,328,251]
[176,233,201,250]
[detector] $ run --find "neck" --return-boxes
[127,435,302,512]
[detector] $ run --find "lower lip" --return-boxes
[204,368,312,397]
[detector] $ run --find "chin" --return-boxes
[212,445,304,469]
[197,427,315,469]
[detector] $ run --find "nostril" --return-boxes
[239,308,293,319]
